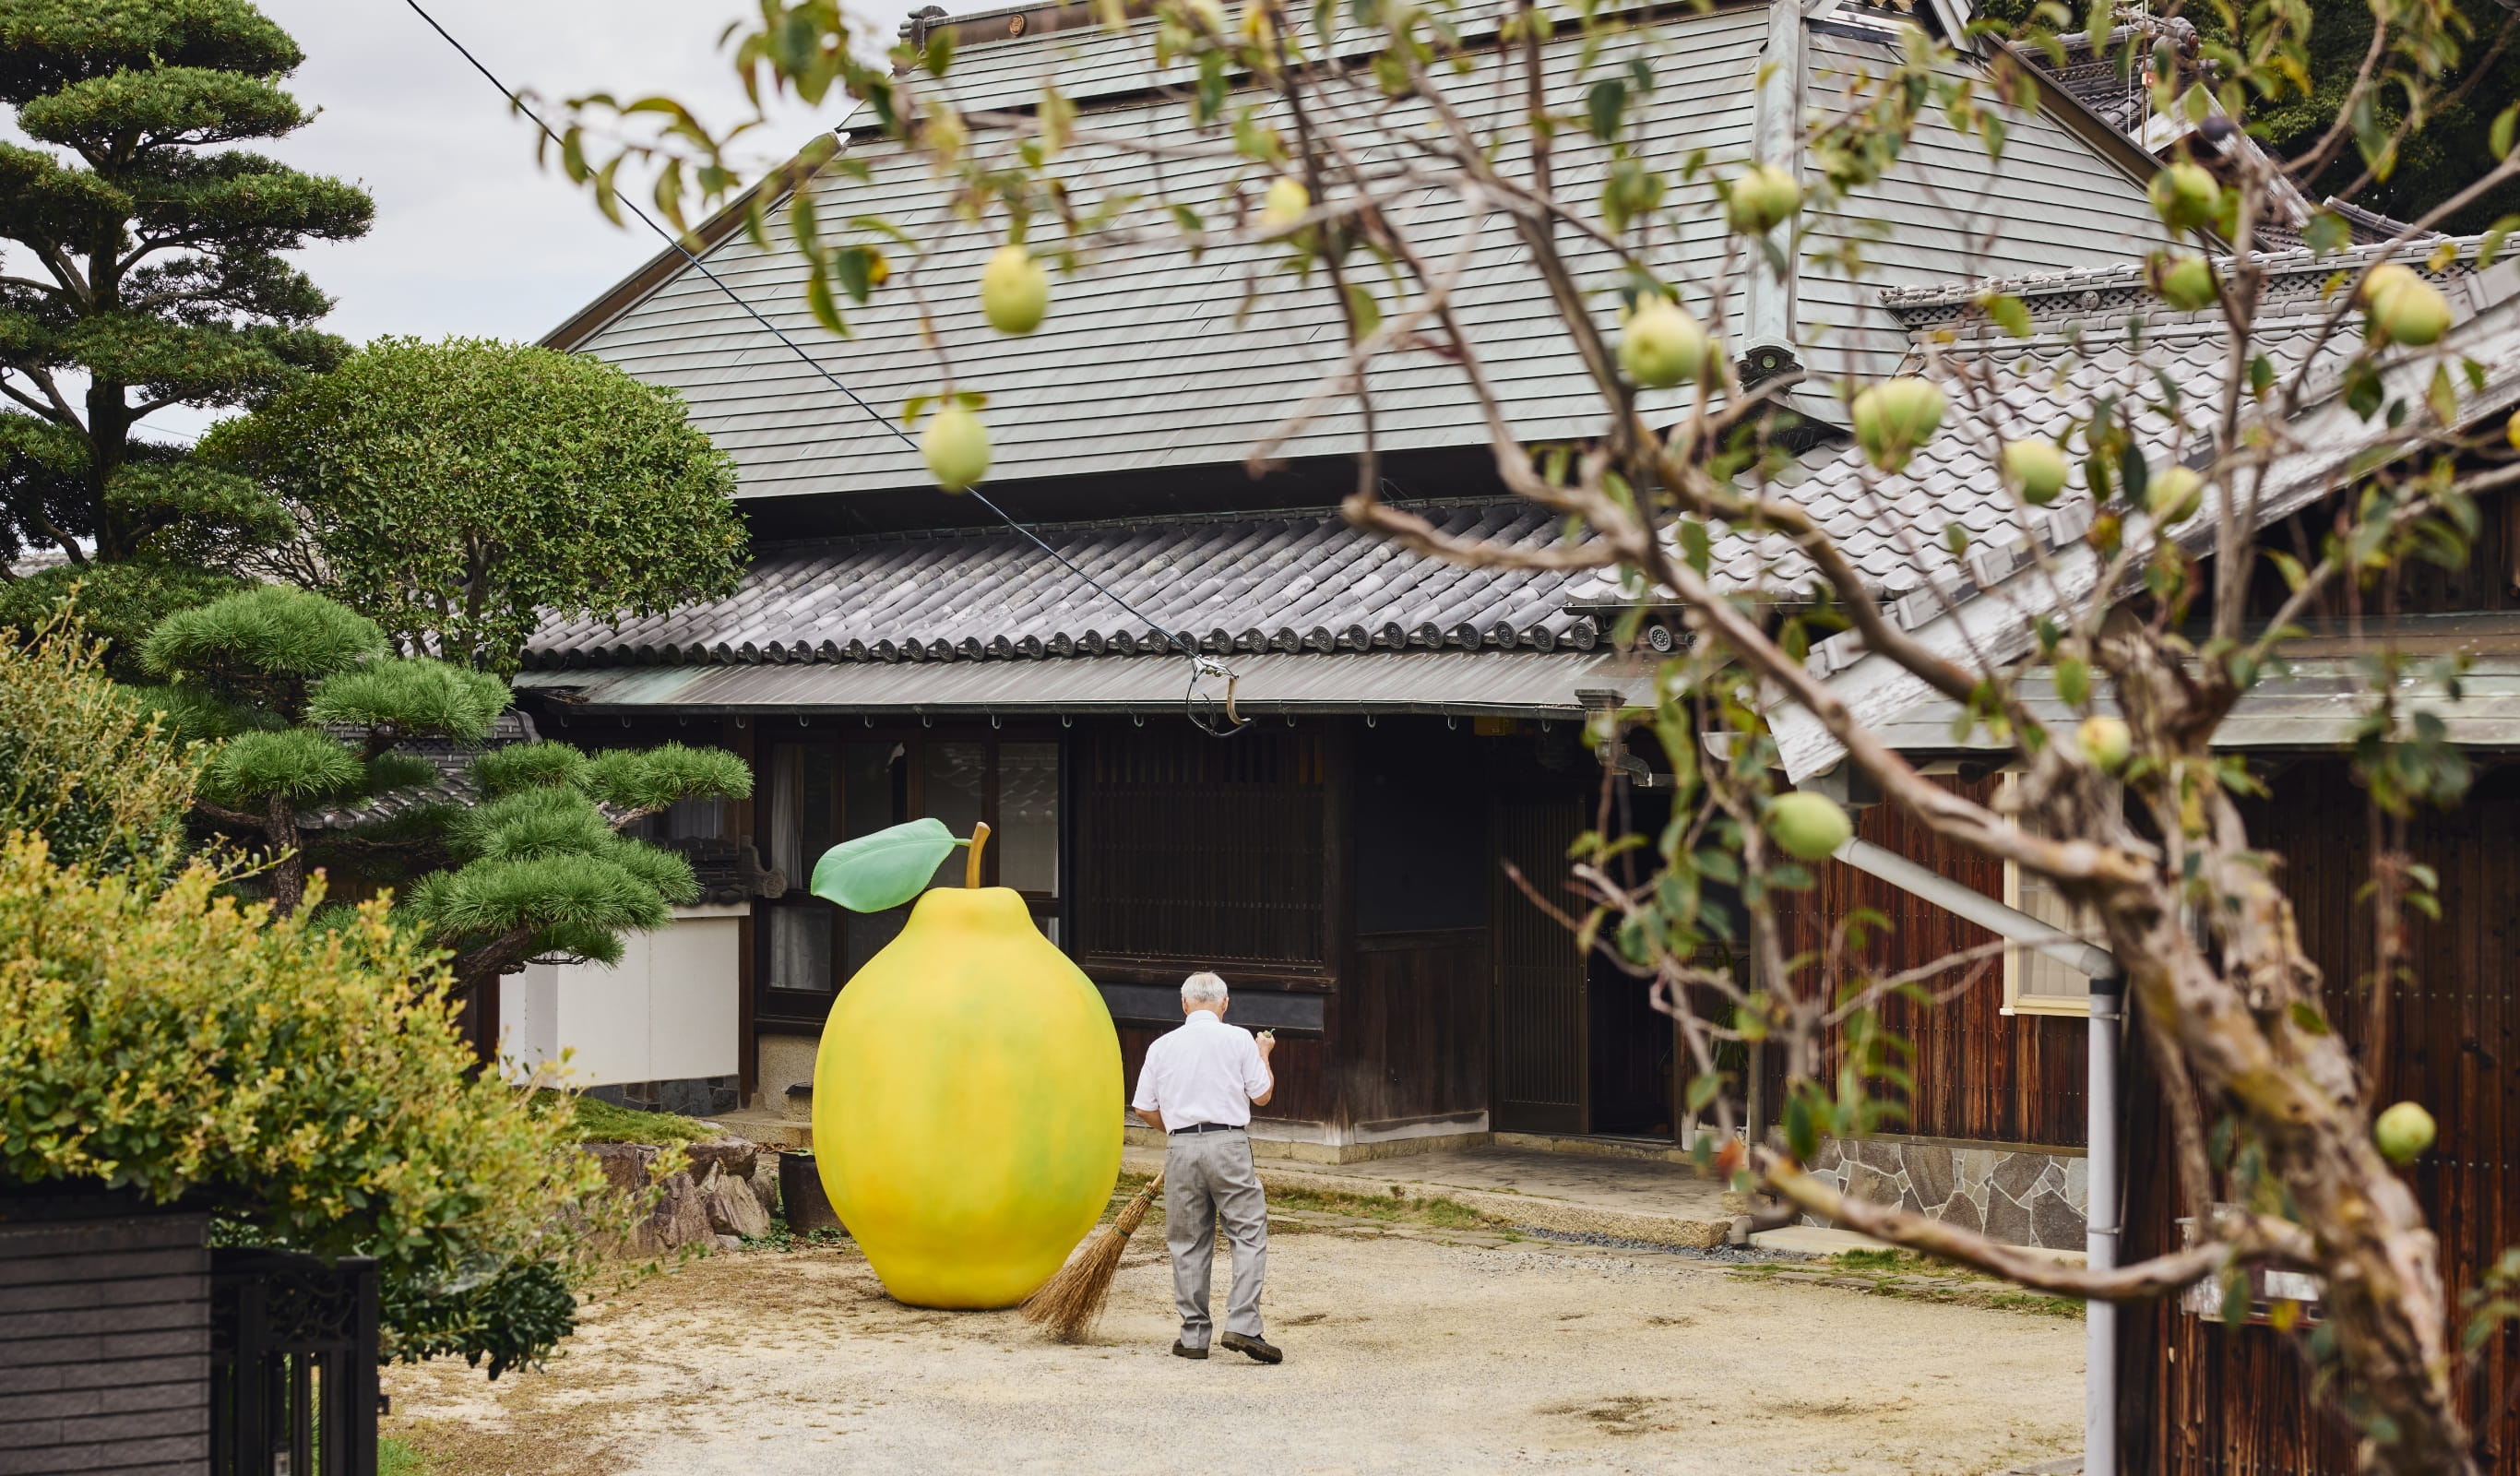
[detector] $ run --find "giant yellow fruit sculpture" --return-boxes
[811,821,1122,1308]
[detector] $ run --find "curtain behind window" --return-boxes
[763,744,832,994]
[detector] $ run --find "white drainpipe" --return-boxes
[2085,972,2124,1475]
[1829,836,2122,1475]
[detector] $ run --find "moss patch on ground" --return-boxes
[1266,1184,1492,1230]
[1106,1171,1494,1233]
[539,1089,723,1147]
[1727,1246,2085,1319]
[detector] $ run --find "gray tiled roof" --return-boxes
[536,242,2508,674]
[524,503,1603,668]
[1643,239,2503,605]
[1771,249,2520,779]
[300,712,540,831]
[562,6,2167,505]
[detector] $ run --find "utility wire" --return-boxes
[399,0,1243,732]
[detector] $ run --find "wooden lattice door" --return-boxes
[1492,795,1587,1134]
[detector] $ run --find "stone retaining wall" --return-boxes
[1803,1137,2087,1251]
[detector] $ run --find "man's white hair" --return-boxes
[1181,971,1229,1006]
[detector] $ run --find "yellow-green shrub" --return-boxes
[0,836,601,1366]
[0,612,201,875]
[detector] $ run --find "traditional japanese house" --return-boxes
[507,0,2199,1162]
[510,0,2520,1460]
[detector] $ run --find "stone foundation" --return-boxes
[754,1034,818,1105]
[1121,1113,1493,1164]
[1804,1136,2087,1251]
[588,1074,742,1118]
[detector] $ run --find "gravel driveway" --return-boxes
[385,1214,2082,1475]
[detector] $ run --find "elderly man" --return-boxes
[1131,970,1282,1363]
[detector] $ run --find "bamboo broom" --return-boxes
[1021,1172,1163,1342]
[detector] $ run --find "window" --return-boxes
[2000,772,2109,1017]
[755,735,1062,1022]
[1075,725,1326,970]
[621,796,728,842]
[761,743,840,996]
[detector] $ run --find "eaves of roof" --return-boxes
[1992,37,2164,194]
[541,134,845,354]
[1872,617,2520,752]
[515,648,1658,720]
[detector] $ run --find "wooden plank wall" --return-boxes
[0,1213,210,1476]
[1085,719,1340,1128]
[2240,491,2520,620]
[1492,793,1588,1134]
[1113,1020,1337,1125]
[1074,722,1329,969]
[1340,931,1492,1127]
[1771,775,2088,1149]
[2120,759,2520,1473]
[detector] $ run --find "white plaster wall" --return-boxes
[503,905,745,1088]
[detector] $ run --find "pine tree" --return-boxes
[0,1,372,630]
[140,586,749,1003]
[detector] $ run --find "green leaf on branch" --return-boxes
[1586,77,1627,140]
[812,818,960,911]
[1984,292,2032,339]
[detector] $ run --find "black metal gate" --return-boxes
[209,1250,379,1476]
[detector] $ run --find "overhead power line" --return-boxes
[398,0,1242,732]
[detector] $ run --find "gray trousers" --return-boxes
[1164,1129,1267,1347]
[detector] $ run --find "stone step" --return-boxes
[708,1109,810,1151]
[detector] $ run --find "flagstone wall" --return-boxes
[1803,1136,2088,1251]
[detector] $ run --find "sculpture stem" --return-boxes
[966,821,992,888]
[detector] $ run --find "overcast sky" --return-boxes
[140,0,918,438]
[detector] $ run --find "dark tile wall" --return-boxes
[590,1075,743,1118]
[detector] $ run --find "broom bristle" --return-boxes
[1021,1172,1162,1343]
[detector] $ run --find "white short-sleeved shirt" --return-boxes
[1132,1008,1270,1129]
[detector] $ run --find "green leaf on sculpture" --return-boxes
[812,818,959,911]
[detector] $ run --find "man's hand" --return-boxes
[1255,1029,1277,1059]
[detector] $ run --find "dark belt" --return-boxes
[1170,1122,1245,1135]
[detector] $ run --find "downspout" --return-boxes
[1833,837,2116,978]
[1742,0,1803,368]
[2085,970,2124,1476]
[1827,835,2122,1475]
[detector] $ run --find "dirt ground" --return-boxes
[386,1213,2083,1476]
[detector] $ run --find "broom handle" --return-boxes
[1115,1172,1164,1238]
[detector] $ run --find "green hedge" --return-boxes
[0,836,601,1367]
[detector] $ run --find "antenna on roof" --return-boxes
[400,0,1248,737]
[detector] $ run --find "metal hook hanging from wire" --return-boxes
[401,0,1245,735]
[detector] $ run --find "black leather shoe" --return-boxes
[1219,1331,1283,1364]
[1171,1340,1207,1360]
